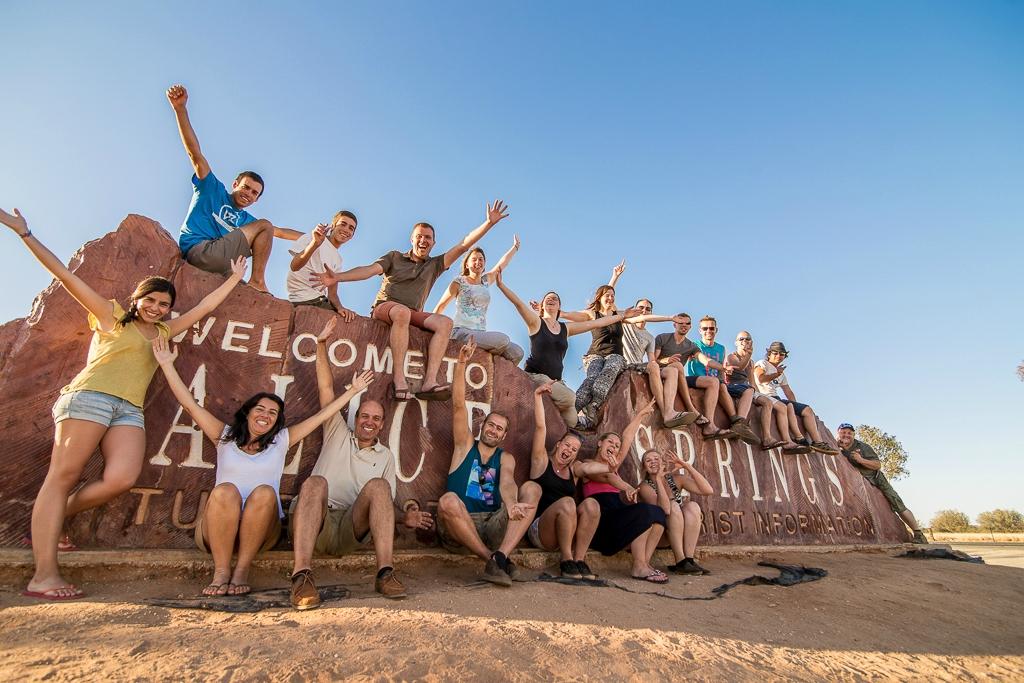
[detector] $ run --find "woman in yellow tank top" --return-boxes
[3,207,247,600]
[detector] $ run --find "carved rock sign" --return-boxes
[0,217,910,548]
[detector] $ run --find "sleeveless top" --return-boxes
[586,311,622,357]
[446,441,504,513]
[452,274,491,330]
[524,321,569,380]
[726,355,752,385]
[215,427,289,517]
[532,459,577,517]
[582,477,620,498]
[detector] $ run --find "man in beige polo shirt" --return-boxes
[310,199,510,402]
[287,320,433,608]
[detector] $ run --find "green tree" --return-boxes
[929,509,971,532]
[976,509,1024,532]
[855,424,909,480]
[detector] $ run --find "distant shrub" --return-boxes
[929,510,971,532]
[976,509,1024,532]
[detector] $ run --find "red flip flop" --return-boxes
[22,585,85,601]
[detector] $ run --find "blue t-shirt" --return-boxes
[178,172,257,255]
[686,339,725,377]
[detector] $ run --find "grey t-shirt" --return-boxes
[654,333,700,363]
[622,324,655,365]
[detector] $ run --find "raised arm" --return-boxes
[152,337,224,442]
[608,259,625,288]
[565,307,641,337]
[166,256,246,337]
[493,270,541,335]
[289,225,328,272]
[614,398,656,467]
[166,84,211,180]
[432,280,459,316]
[664,452,714,496]
[287,370,375,443]
[485,234,520,278]
[451,339,477,461]
[443,199,510,269]
[529,382,552,479]
[2,208,117,329]
[314,318,338,409]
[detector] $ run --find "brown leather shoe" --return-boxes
[290,569,321,610]
[375,568,408,599]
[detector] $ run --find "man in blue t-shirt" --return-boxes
[167,84,301,292]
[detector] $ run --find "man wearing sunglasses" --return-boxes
[725,332,806,453]
[753,342,839,455]
[836,423,928,544]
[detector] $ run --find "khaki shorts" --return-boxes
[287,496,371,557]
[372,300,432,328]
[437,507,508,553]
[185,228,252,275]
[194,510,281,554]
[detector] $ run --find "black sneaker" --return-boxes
[482,558,512,587]
[670,558,709,575]
[575,560,598,580]
[560,560,583,580]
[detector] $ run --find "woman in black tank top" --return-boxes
[493,271,634,430]
[527,382,617,579]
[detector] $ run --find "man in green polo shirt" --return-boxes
[311,200,509,402]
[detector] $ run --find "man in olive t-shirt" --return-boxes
[312,200,509,401]
[836,423,927,544]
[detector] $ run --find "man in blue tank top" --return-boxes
[436,339,542,586]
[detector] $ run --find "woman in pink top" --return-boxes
[3,207,247,601]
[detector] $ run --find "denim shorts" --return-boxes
[726,383,753,399]
[777,398,810,416]
[52,390,145,429]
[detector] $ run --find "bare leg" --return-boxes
[421,313,454,392]
[348,478,396,569]
[202,483,243,595]
[629,527,655,576]
[230,485,279,592]
[734,388,755,420]
[437,492,491,560]
[64,425,145,517]
[239,219,274,292]
[385,304,412,393]
[715,381,738,418]
[755,396,773,442]
[497,482,542,556]
[668,363,699,413]
[800,407,823,442]
[573,497,601,561]
[664,503,685,563]
[774,402,796,445]
[537,496,577,561]
[786,403,805,440]
[290,476,328,574]
[695,376,720,435]
[646,361,668,417]
[28,419,106,596]
[681,501,703,558]
[644,522,663,564]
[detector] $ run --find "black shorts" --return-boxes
[778,398,811,416]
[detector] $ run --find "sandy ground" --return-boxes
[949,543,1024,569]
[1,549,1022,682]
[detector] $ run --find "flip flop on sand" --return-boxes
[228,583,252,596]
[202,583,230,597]
[22,584,85,601]
[631,569,668,584]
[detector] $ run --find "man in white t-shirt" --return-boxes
[286,319,433,608]
[286,210,358,321]
[752,341,839,455]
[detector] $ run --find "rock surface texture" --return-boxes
[0,216,910,548]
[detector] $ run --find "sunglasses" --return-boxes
[737,337,751,341]
[700,327,716,331]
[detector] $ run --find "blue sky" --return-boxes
[2,1,1021,524]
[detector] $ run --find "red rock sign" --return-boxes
[0,217,910,548]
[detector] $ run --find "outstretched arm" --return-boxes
[614,398,656,467]
[2,208,117,329]
[152,337,225,442]
[166,84,211,180]
[167,256,246,337]
[663,452,714,496]
[499,452,533,520]
[314,318,338,409]
[432,280,459,315]
[310,262,383,289]
[288,370,375,443]
[565,307,641,337]
[485,234,520,278]
[443,199,510,270]
[493,270,541,335]
[529,383,552,479]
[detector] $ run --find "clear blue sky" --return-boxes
[2,1,1021,524]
